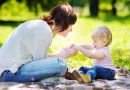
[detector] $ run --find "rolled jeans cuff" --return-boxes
[57,58,67,76]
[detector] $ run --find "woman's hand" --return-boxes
[69,44,78,50]
[48,45,77,59]
[68,44,75,48]
[62,45,77,59]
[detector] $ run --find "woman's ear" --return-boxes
[49,20,62,33]
[48,20,55,26]
[49,20,56,31]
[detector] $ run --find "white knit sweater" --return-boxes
[0,19,52,75]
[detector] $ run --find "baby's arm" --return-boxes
[73,45,105,59]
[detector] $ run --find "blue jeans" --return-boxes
[79,66,115,80]
[0,58,67,82]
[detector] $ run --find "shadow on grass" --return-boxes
[82,14,130,24]
[114,58,130,71]
[0,43,2,47]
[0,20,25,27]
[0,20,26,46]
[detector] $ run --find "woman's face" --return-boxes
[59,25,72,37]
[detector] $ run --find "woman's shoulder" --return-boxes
[16,19,52,38]
[23,19,51,32]
[31,19,52,38]
[25,19,48,27]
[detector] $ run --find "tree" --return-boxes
[69,0,87,16]
[89,0,99,17]
[112,0,117,16]
[0,0,7,8]
[16,0,66,15]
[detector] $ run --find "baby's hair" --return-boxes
[92,26,112,46]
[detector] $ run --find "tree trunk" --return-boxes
[0,0,7,8]
[89,0,99,17]
[112,0,117,16]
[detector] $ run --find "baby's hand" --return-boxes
[68,44,75,49]
[72,44,78,50]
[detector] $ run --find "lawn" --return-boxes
[0,0,130,70]
[0,15,130,71]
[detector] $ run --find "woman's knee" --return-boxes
[57,58,67,67]
[57,58,67,76]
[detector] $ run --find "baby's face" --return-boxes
[92,38,106,50]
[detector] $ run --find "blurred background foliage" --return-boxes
[0,0,130,71]
[0,0,130,20]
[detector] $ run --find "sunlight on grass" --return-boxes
[0,0,130,70]
[0,26,13,44]
[0,16,130,70]
[50,16,130,69]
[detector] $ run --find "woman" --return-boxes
[0,2,77,82]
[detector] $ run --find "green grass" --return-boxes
[0,0,48,21]
[0,15,130,71]
[0,0,130,71]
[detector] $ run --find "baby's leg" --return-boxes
[79,66,90,74]
[85,67,97,80]
[93,66,115,80]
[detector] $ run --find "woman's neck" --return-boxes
[52,31,56,38]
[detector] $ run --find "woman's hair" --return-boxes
[40,2,77,32]
[92,26,112,46]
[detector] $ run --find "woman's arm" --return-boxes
[48,47,77,59]
[73,45,105,59]
[48,50,66,59]
[78,44,93,50]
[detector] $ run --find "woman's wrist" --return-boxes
[73,44,79,50]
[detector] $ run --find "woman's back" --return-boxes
[0,20,52,74]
